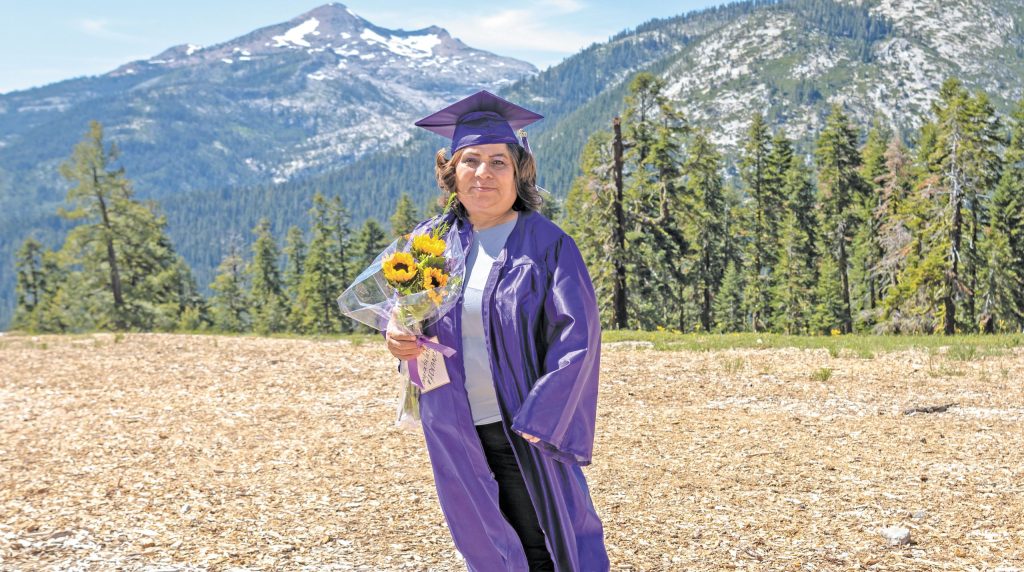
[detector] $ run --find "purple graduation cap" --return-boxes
[415,90,543,155]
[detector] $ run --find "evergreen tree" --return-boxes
[351,218,389,274]
[714,260,745,333]
[899,79,1003,334]
[540,188,563,222]
[329,196,353,333]
[957,90,1002,329]
[282,225,307,330]
[979,98,1024,331]
[564,130,617,327]
[57,121,131,329]
[622,72,689,329]
[209,237,250,332]
[874,137,915,332]
[248,218,288,334]
[389,192,420,239]
[738,114,783,331]
[849,123,890,329]
[684,128,726,332]
[812,250,846,334]
[54,121,198,331]
[773,156,819,334]
[11,238,60,332]
[171,256,208,331]
[295,194,349,334]
[814,105,863,333]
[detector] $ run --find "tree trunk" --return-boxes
[701,252,712,332]
[945,138,964,336]
[838,223,853,333]
[612,117,628,330]
[94,168,125,327]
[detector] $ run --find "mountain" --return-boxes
[505,0,1024,193]
[0,3,534,206]
[3,0,1024,330]
[0,3,535,328]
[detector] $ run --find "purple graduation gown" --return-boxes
[418,210,609,571]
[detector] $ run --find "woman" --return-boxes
[385,90,609,572]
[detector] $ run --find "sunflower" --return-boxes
[422,268,449,305]
[412,234,446,257]
[422,267,449,290]
[383,252,417,283]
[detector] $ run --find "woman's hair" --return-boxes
[434,143,543,219]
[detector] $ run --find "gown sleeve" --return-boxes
[510,234,601,465]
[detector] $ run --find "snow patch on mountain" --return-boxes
[273,18,321,48]
[387,34,441,59]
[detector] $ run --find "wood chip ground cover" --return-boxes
[1,333,1021,571]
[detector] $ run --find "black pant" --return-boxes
[475,422,555,571]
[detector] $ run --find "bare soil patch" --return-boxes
[1,333,1022,571]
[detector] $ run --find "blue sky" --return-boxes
[0,0,723,94]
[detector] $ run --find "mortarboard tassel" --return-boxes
[518,129,532,155]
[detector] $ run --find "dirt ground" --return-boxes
[1,333,1022,571]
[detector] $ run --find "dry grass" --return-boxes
[1,333,1022,571]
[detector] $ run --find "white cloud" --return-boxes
[454,7,601,54]
[75,18,140,42]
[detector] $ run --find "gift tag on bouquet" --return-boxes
[398,336,451,392]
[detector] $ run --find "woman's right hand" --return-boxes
[386,324,424,361]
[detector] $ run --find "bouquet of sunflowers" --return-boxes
[337,197,465,427]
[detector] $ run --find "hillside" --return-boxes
[3,0,1024,329]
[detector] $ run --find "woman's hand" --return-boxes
[519,432,540,444]
[386,324,424,361]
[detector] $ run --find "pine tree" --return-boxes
[54,121,198,331]
[295,194,349,334]
[684,128,726,332]
[812,249,846,334]
[12,238,57,332]
[849,123,890,329]
[714,260,745,333]
[57,121,130,329]
[389,192,420,239]
[209,237,250,332]
[351,218,389,275]
[171,256,208,331]
[979,98,1024,331]
[814,105,863,333]
[958,90,1002,329]
[904,79,1003,334]
[621,72,689,329]
[610,117,629,328]
[117,200,196,330]
[282,225,306,330]
[874,137,915,332]
[738,114,783,331]
[773,156,819,334]
[248,218,288,334]
[328,196,353,333]
[564,130,617,327]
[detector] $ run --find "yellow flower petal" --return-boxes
[383,252,417,283]
[412,234,446,257]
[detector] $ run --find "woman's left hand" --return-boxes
[520,432,540,444]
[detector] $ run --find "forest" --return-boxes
[10,73,1024,336]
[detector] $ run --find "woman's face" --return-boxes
[454,144,517,223]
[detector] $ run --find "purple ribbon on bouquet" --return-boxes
[408,335,456,389]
